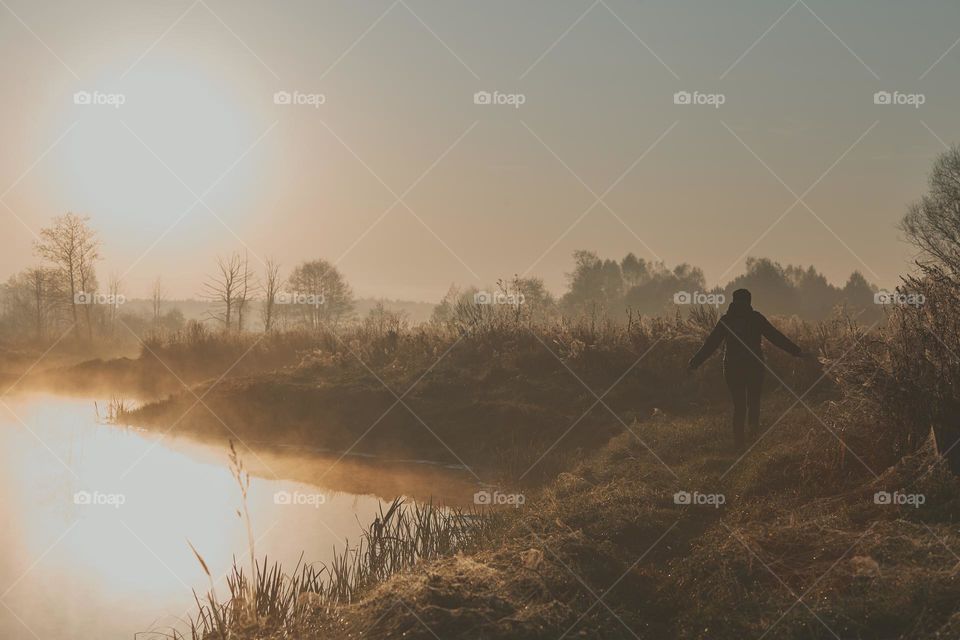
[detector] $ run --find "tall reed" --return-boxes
[184,497,494,639]
[178,442,497,639]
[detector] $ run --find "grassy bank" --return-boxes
[110,294,960,638]
[180,393,960,639]
[123,313,823,482]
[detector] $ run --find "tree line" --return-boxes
[0,213,355,343]
[1,212,890,345]
[559,251,881,322]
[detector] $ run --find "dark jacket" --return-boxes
[689,302,801,372]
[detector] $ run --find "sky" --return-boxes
[1,0,958,300]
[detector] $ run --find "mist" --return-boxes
[3,2,960,639]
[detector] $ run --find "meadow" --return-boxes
[95,267,958,639]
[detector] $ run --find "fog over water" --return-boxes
[0,393,475,639]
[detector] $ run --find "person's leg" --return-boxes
[725,370,746,451]
[746,368,764,443]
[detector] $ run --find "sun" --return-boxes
[51,59,272,277]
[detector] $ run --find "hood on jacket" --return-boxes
[728,288,753,315]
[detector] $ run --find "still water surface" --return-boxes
[0,393,476,639]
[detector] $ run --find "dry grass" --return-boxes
[135,291,960,639]
[181,451,501,640]
[312,410,960,640]
[125,307,827,483]
[94,395,131,423]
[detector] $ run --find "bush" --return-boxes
[827,270,960,460]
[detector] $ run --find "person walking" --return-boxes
[688,289,802,452]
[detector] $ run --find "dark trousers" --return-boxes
[724,366,764,448]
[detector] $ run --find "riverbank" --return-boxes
[236,399,960,640]
[18,329,321,398]
[119,322,822,483]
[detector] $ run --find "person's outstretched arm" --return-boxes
[760,315,802,356]
[688,321,726,369]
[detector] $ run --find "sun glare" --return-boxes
[54,61,268,251]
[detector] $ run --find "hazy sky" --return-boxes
[1,0,958,300]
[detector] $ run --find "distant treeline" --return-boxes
[433,252,882,328]
[559,252,881,322]
[1,246,882,347]
[0,210,885,347]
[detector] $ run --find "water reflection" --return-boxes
[0,393,476,639]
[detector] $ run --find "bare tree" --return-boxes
[2,267,63,340]
[901,145,960,275]
[260,258,282,332]
[202,253,244,331]
[34,212,100,339]
[235,251,254,332]
[151,277,165,329]
[287,259,354,330]
[28,267,62,339]
[107,273,123,336]
[27,268,48,339]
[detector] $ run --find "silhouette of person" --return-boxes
[688,289,802,452]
